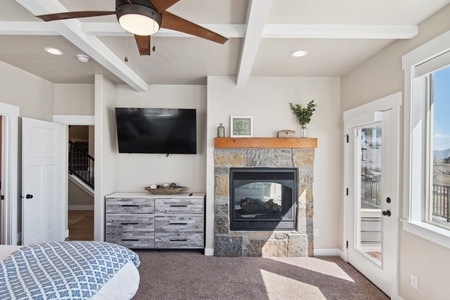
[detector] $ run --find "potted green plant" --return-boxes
[289,100,317,137]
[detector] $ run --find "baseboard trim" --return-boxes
[204,248,214,256]
[69,205,94,211]
[314,248,343,256]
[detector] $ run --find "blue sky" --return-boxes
[433,65,450,150]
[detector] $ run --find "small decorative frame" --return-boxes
[230,116,253,137]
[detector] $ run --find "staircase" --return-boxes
[69,141,94,189]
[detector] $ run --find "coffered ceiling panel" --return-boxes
[0,0,448,90]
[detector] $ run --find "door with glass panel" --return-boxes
[345,109,397,297]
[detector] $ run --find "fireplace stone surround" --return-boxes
[214,138,316,257]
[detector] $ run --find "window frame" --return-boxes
[402,30,450,249]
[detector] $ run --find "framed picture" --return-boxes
[230,116,253,137]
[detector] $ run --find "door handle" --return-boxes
[382,210,391,217]
[26,194,33,199]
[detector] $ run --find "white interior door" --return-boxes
[345,109,398,297]
[22,118,64,245]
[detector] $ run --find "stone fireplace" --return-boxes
[214,138,316,257]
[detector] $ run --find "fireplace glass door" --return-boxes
[229,168,297,231]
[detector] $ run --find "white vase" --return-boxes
[300,126,308,138]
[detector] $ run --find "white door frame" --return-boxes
[53,115,95,238]
[343,92,401,298]
[0,102,19,245]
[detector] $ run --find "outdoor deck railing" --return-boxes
[432,184,450,222]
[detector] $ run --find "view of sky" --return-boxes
[433,65,450,151]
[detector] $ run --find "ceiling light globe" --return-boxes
[119,14,160,36]
[116,1,162,36]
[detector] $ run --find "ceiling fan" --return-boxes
[36,0,228,56]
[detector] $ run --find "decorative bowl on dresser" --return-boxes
[105,192,205,250]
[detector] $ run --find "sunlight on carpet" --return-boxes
[267,257,355,282]
[261,269,326,300]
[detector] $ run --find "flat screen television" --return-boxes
[115,107,197,154]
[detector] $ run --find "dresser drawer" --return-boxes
[155,198,203,214]
[106,197,155,214]
[106,214,155,248]
[107,235,155,248]
[155,215,203,233]
[155,233,203,248]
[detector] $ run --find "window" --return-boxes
[403,30,450,249]
[426,65,450,230]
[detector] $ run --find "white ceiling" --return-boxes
[0,0,449,92]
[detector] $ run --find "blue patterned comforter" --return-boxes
[0,241,140,300]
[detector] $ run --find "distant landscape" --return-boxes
[434,148,450,160]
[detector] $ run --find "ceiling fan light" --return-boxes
[116,1,162,36]
[119,14,160,36]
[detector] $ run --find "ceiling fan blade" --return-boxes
[151,0,180,13]
[161,12,228,44]
[37,11,115,22]
[135,35,151,56]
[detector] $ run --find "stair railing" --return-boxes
[69,141,94,189]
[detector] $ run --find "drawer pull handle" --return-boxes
[121,239,139,241]
[169,239,188,242]
[170,222,188,225]
[170,204,188,207]
[121,204,139,207]
[121,222,139,225]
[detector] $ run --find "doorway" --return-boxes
[68,125,94,241]
[53,115,95,242]
[343,93,401,297]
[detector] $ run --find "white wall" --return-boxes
[113,84,207,193]
[54,84,95,115]
[0,61,55,243]
[341,4,450,299]
[206,76,341,252]
[0,61,54,121]
[94,75,117,241]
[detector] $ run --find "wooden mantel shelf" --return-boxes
[214,138,317,149]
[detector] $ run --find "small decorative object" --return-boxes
[145,182,187,194]
[289,100,317,138]
[230,116,253,137]
[217,123,225,137]
[278,130,296,138]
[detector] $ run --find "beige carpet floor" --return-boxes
[133,250,389,300]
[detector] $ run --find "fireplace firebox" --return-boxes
[229,167,297,231]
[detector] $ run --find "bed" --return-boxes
[0,241,140,300]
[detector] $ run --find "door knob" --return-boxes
[382,210,391,217]
[26,194,33,199]
[386,197,391,203]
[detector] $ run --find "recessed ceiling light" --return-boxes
[291,50,308,58]
[77,54,90,63]
[44,47,64,55]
